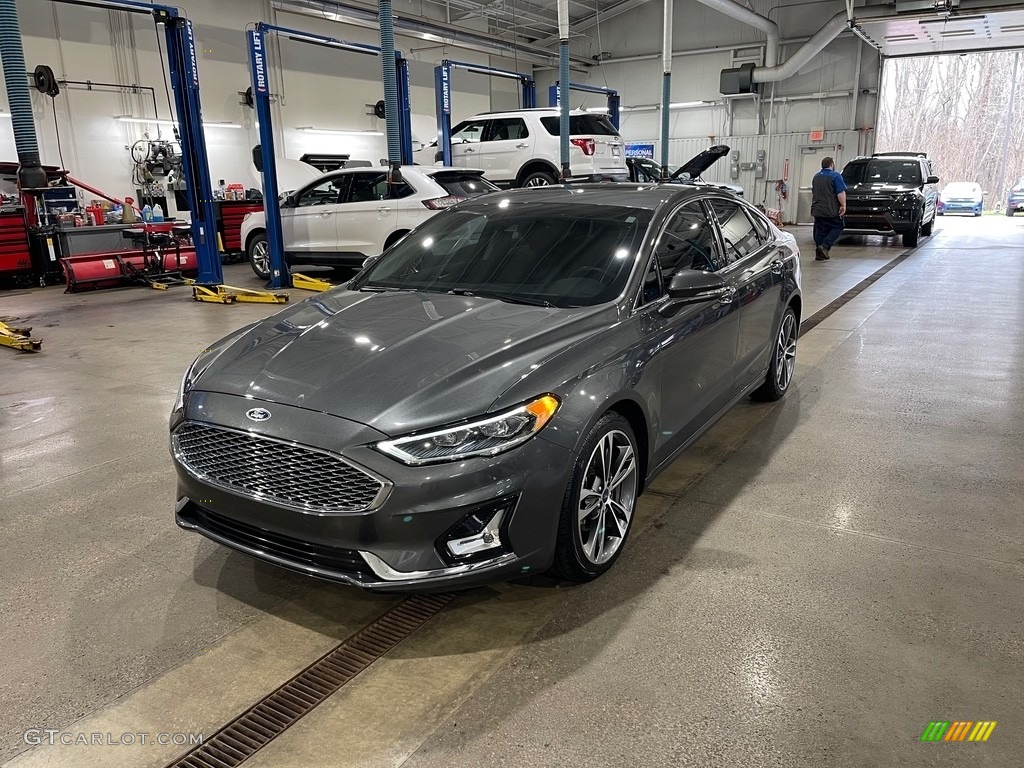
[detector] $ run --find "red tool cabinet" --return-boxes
[0,208,32,277]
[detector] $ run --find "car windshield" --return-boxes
[355,202,651,308]
[843,159,922,186]
[430,172,499,198]
[540,115,619,136]
[943,183,978,197]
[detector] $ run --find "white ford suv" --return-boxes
[428,108,629,187]
[241,165,497,278]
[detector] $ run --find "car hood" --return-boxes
[192,290,610,436]
[671,144,730,180]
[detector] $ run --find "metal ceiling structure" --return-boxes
[851,0,1024,57]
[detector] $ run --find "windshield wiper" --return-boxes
[449,289,556,308]
[359,284,408,292]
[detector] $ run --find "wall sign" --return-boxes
[625,143,655,159]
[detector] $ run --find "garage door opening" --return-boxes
[875,50,1024,212]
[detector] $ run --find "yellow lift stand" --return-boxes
[190,282,290,305]
[0,319,42,352]
[290,273,333,292]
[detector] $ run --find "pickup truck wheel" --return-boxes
[520,170,557,188]
[248,233,271,279]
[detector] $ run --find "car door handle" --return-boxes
[377,206,392,214]
[464,147,475,153]
[516,143,530,149]
[319,211,333,217]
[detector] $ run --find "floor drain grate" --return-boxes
[165,593,456,768]
[799,248,916,337]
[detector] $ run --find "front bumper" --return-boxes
[842,207,920,235]
[171,392,575,592]
[939,201,982,214]
[1008,198,1024,212]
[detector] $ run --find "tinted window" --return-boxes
[654,202,721,277]
[295,177,345,207]
[843,159,922,186]
[430,172,499,198]
[540,115,619,137]
[357,203,650,308]
[487,118,529,141]
[347,172,389,203]
[708,199,764,263]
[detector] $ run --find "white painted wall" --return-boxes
[0,0,510,210]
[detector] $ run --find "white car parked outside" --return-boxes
[241,165,497,278]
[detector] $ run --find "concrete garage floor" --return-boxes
[1,216,1021,766]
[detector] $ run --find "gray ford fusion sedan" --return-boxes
[171,184,802,591]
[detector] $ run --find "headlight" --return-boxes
[172,357,200,414]
[377,394,560,465]
[893,192,919,207]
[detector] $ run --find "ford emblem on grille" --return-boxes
[246,408,272,422]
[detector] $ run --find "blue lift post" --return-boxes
[434,60,537,167]
[51,0,223,285]
[548,82,621,129]
[247,22,414,290]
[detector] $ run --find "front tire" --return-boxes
[247,232,271,279]
[902,225,920,248]
[550,413,639,583]
[752,307,798,402]
[1007,208,1015,217]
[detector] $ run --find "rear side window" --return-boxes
[486,118,529,141]
[540,115,619,137]
[431,172,499,198]
[708,199,764,263]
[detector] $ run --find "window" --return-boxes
[540,115,620,137]
[486,118,529,142]
[347,172,389,203]
[295,177,346,207]
[708,199,765,263]
[639,256,664,305]
[746,207,773,244]
[843,159,922,186]
[654,202,722,278]
[431,172,500,198]
[452,120,487,144]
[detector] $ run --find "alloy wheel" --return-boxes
[577,429,637,565]
[775,312,797,391]
[252,240,270,274]
[525,176,552,187]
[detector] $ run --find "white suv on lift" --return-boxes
[429,108,629,187]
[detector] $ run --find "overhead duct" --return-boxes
[274,0,592,70]
[694,0,780,67]
[720,11,849,92]
[0,0,47,190]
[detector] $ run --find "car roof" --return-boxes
[471,108,593,117]
[458,183,709,212]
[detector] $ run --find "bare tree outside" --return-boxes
[876,50,1024,209]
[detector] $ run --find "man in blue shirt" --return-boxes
[810,157,847,261]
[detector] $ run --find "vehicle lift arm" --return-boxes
[434,60,537,167]
[52,0,223,286]
[247,22,415,290]
[548,82,621,129]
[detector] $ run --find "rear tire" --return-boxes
[519,170,557,188]
[550,413,639,583]
[751,307,798,402]
[247,232,271,279]
[1007,208,1015,217]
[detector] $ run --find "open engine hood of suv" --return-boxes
[248,158,325,196]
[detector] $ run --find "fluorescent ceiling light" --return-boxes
[295,126,384,136]
[669,101,708,108]
[115,116,241,129]
[585,107,610,113]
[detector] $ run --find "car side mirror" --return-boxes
[361,254,381,269]
[665,270,729,303]
[281,194,296,208]
[927,175,940,184]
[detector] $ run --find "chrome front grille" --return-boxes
[173,422,388,513]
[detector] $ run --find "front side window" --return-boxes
[708,199,765,263]
[355,203,651,308]
[295,177,346,207]
[653,201,723,278]
[452,120,487,144]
